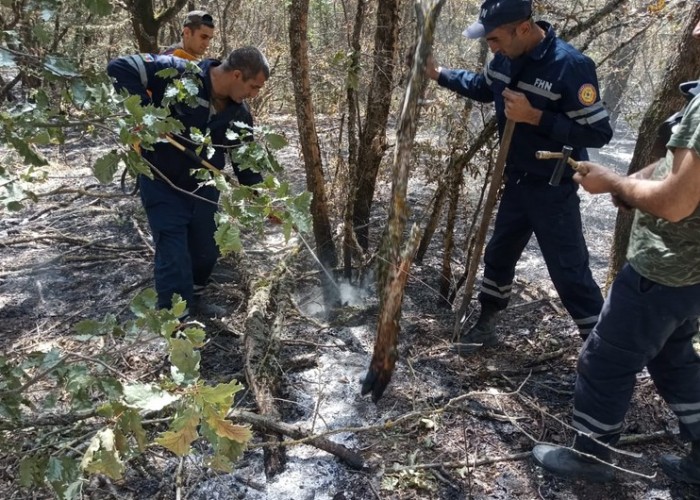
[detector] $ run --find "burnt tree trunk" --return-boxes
[244,277,286,478]
[351,0,400,251]
[125,0,188,53]
[343,0,367,280]
[607,5,700,284]
[438,158,464,302]
[361,0,446,403]
[288,0,338,275]
[241,248,300,479]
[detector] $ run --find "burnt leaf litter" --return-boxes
[1,126,699,499]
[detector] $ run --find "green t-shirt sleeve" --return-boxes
[667,93,700,157]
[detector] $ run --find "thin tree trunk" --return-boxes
[438,160,463,301]
[449,151,494,304]
[288,0,338,278]
[601,26,644,131]
[607,4,700,284]
[414,180,448,264]
[453,119,515,338]
[415,116,497,264]
[361,0,446,403]
[351,0,401,251]
[343,0,367,280]
[215,0,243,56]
[125,0,188,53]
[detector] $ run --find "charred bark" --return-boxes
[607,5,700,284]
[242,254,296,478]
[288,0,338,279]
[343,0,367,280]
[351,0,400,251]
[361,0,446,403]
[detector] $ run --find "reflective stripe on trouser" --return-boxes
[139,176,219,309]
[574,264,700,444]
[478,176,603,332]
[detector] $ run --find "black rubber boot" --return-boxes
[456,302,500,356]
[659,440,700,484]
[532,436,614,483]
[191,286,227,318]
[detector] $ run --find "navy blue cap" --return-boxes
[184,10,215,29]
[463,0,532,39]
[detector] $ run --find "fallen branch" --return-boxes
[0,408,98,431]
[37,187,129,199]
[229,409,364,469]
[391,450,531,471]
[390,435,666,479]
[523,347,568,368]
[242,248,300,478]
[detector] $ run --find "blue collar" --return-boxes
[198,58,219,98]
[198,59,248,130]
[527,21,555,61]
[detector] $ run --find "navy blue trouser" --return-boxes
[139,176,220,309]
[478,173,603,335]
[573,264,700,449]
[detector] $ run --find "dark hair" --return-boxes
[502,17,532,35]
[184,10,215,30]
[222,46,270,80]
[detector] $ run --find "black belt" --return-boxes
[508,170,572,185]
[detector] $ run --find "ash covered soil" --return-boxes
[1,120,699,500]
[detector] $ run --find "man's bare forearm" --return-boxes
[605,151,700,222]
[628,160,661,180]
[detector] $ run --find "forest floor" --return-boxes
[1,118,699,500]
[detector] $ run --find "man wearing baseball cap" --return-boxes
[162,10,215,61]
[463,0,533,39]
[425,0,612,356]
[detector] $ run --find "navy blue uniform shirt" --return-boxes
[107,54,263,190]
[438,21,613,180]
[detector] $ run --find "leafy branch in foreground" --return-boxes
[1,289,252,499]
[1,35,312,251]
[108,89,312,254]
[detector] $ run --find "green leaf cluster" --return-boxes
[117,94,184,151]
[0,163,46,211]
[19,455,82,500]
[208,124,312,254]
[3,289,253,498]
[228,123,285,176]
[0,355,28,419]
[158,61,202,109]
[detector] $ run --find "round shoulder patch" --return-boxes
[578,84,597,106]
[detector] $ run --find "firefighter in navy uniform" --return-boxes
[425,0,612,354]
[107,47,269,316]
